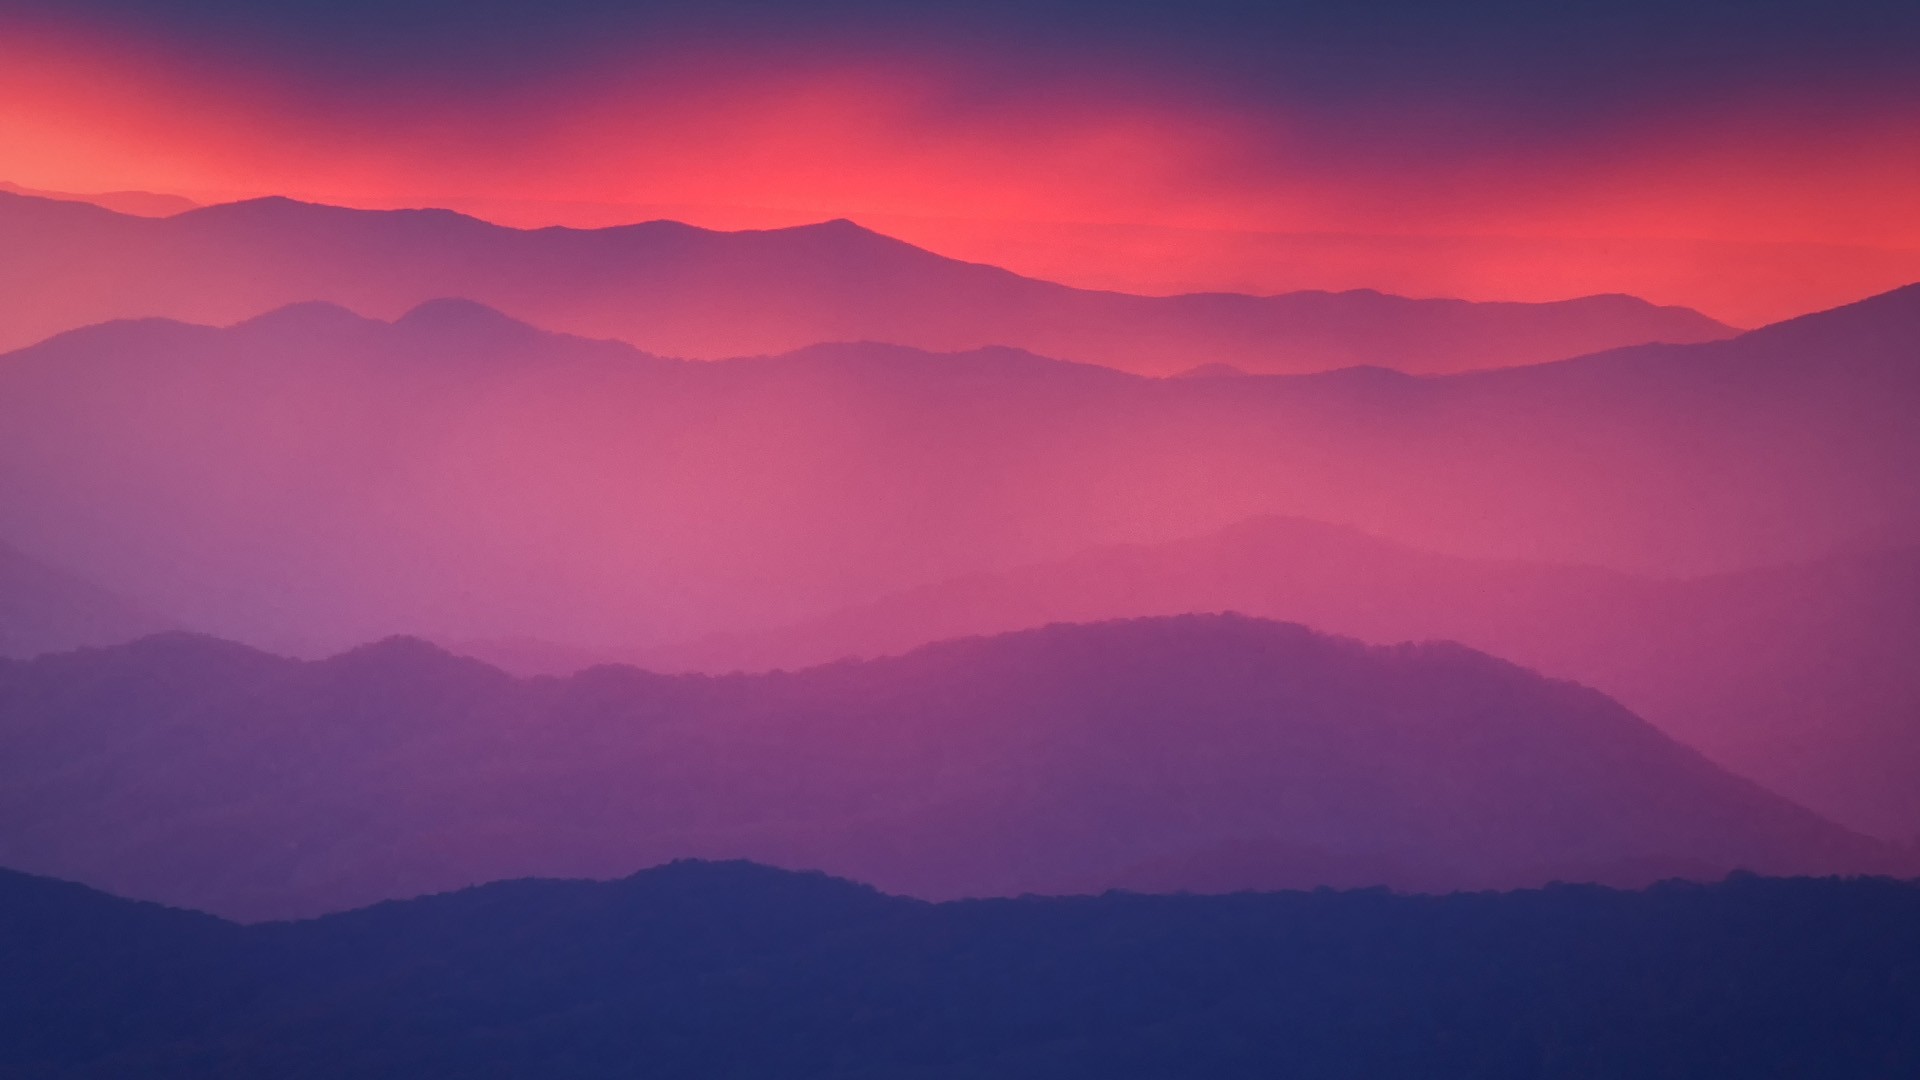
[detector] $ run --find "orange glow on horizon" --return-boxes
[1,25,1916,326]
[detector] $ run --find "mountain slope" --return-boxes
[0,617,1889,920]
[0,541,179,658]
[0,180,197,218]
[4,862,1919,1078]
[648,519,1920,842]
[0,189,1732,373]
[0,287,1911,656]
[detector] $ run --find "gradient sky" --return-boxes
[2,0,1917,323]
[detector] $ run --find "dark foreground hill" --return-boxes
[0,617,1890,920]
[2,860,1917,1079]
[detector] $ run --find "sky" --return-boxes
[2,0,1917,323]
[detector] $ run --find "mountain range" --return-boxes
[0,616,1890,921]
[0,189,1733,373]
[0,180,198,219]
[0,541,177,659]
[0,285,1912,656]
[641,518,1920,843]
[5,859,1918,1078]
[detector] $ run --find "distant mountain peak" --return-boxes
[230,301,377,335]
[179,196,493,233]
[393,297,537,333]
[101,632,286,674]
[0,188,1748,372]
[387,297,658,364]
[1173,362,1249,378]
[327,634,470,663]
[179,194,327,218]
[614,857,893,901]
[758,216,953,258]
[0,179,197,218]
[319,635,515,680]
[785,216,881,236]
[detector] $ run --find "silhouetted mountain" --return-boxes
[1609,547,1920,844]
[0,180,197,218]
[443,635,629,678]
[0,189,1732,372]
[649,519,1920,843]
[0,541,178,658]
[4,861,1918,1077]
[647,516,1629,672]
[0,288,1911,656]
[0,866,246,1071]
[0,617,1890,920]
[1172,361,1250,377]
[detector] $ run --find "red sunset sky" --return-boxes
[2,0,1916,324]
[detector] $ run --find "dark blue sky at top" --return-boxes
[9,0,1920,126]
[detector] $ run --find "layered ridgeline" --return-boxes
[0,617,1891,920]
[0,190,1731,373]
[0,286,1911,655]
[646,519,1920,844]
[0,542,178,659]
[0,180,198,218]
[5,860,1919,1078]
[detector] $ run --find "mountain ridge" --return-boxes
[0,180,198,218]
[4,857,1918,1077]
[0,542,180,660]
[1,283,1912,657]
[637,516,1920,842]
[0,188,1735,373]
[0,614,1894,921]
